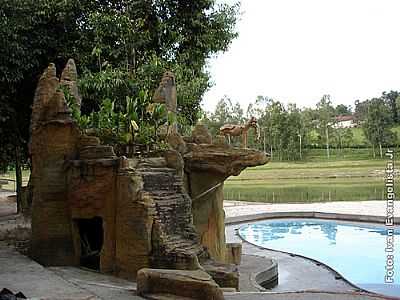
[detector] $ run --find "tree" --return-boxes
[77,0,240,127]
[342,128,354,148]
[299,108,315,147]
[254,96,273,152]
[362,98,394,158]
[354,99,369,124]
[204,96,247,145]
[381,90,400,124]
[231,102,245,125]
[0,0,85,210]
[316,95,335,159]
[335,104,352,116]
[285,103,303,160]
[0,0,240,206]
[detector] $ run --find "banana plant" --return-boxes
[146,102,168,142]
[122,96,139,145]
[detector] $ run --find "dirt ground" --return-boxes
[0,191,31,252]
[0,191,17,217]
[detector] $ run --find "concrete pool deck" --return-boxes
[1,196,398,299]
[224,200,398,221]
[0,241,393,300]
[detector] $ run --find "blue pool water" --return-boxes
[239,219,400,297]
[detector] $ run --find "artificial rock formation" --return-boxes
[30,61,81,265]
[152,71,177,114]
[60,58,82,107]
[29,61,244,292]
[29,61,269,295]
[184,125,269,262]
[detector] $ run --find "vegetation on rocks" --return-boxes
[0,0,240,184]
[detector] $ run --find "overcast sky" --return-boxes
[202,0,400,113]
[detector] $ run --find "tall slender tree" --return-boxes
[362,98,394,158]
[316,95,335,159]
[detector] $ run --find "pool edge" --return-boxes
[229,212,400,299]
[226,211,400,225]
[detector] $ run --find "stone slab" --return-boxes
[137,268,224,300]
[49,267,143,300]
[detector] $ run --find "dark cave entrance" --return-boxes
[76,217,103,270]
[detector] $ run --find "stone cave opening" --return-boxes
[76,217,104,270]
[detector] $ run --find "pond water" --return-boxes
[239,219,400,297]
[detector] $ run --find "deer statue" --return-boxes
[220,116,260,148]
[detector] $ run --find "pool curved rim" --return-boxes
[234,213,400,300]
[226,210,400,225]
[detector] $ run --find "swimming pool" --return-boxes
[238,218,400,297]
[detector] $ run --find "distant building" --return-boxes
[333,115,356,128]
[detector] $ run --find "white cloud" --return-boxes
[203,0,400,112]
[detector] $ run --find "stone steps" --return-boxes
[135,158,207,269]
[164,239,203,253]
[135,156,237,289]
[141,170,182,191]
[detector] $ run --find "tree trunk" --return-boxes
[325,126,330,159]
[263,130,266,153]
[14,146,22,213]
[299,135,302,160]
[270,145,273,160]
[379,143,383,158]
[372,144,376,158]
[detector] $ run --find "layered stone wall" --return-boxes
[67,151,119,272]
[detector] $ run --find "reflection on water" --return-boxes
[245,220,339,243]
[239,219,400,298]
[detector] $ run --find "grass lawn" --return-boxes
[224,159,398,203]
[0,169,30,191]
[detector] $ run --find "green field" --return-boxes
[224,159,398,203]
[304,147,377,161]
[1,156,398,204]
[0,169,30,191]
[350,125,400,147]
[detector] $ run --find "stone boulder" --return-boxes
[30,63,60,133]
[185,144,268,177]
[191,124,212,144]
[60,58,82,107]
[213,135,229,148]
[79,135,100,148]
[137,268,224,300]
[167,132,187,154]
